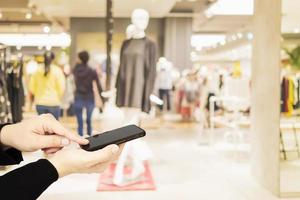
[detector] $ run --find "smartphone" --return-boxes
[80,125,146,151]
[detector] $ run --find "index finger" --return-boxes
[45,117,89,145]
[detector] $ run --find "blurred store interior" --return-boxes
[0,0,300,199]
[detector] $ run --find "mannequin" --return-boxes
[125,24,135,39]
[131,8,149,39]
[113,14,156,185]
[116,8,157,113]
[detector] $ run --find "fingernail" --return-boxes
[62,138,70,146]
[111,145,119,154]
[84,138,89,144]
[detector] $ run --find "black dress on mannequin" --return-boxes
[116,37,157,113]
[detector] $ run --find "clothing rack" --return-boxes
[281,74,300,116]
[0,44,13,123]
[0,44,24,123]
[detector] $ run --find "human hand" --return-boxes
[0,114,88,153]
[49,144,123,177]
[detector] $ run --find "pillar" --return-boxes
[164,17,192,70]
[251,0,281,195]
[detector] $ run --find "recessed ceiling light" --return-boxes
[16,45,22,50]
[247,32,253,40]
[220,40,226,45]
[294,28,300,33]
[237,32,243,39]
[0,12,3,19]
[43,25,50,33]
[204,11,213,19]
[46,45,52,51]
[25,12,32,20]
[231,35,237,41]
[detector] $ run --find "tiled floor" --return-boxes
[3,111,300,200]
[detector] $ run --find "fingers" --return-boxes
[89,160,112,173]
[40,114,89,145]
[87,144,119,164]
[36,134,70,149]
[42,147,62,154]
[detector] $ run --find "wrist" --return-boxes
[0,124,13,147]
[48,157,70,178]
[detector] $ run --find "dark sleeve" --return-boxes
[0,159,59,200]
[0,123,23,165]
[115,40,128,107]
[142,40,158,113]
[93,70,104,101]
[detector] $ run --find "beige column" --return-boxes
[164,17,193,70]
[251,0,281,196]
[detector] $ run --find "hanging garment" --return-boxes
[0,69,12,123]
[281,77,289,113]
[293,78,300,109]
[286,78,294,116]
[6,61,25,123]
[116,38,157,113]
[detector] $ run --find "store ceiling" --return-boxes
[0,0,299,35]
[194,15,252,33]
[282,0,300,33]
[29,0,178,18]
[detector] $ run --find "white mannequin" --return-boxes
[113,20,153,186]
[131,8,149,39]
[125,24,136,39]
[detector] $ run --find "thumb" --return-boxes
[36,135,70,149]
[87,144,120,165]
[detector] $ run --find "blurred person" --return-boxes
[29,52,65,120]
[0,114,122,199]
[156,58,173,112]
[73,51,103,136]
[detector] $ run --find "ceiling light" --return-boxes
[0,33,71,47]
[237,32,243,39]
[231,35,237,41]
[205,0,253,16]
[46,45,52,51]
[38,46,43,50]
[204,11,213,19]
[16,45,22,50]
[247,32,253,40]
[220,40,226,45]
[294,28,300,33]
[25,12,32,20]
[43,25,50,33]
[0,12,3,19]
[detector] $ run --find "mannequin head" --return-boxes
[126,24,136,39]
[131,8,149,32]
[157,57,170,71]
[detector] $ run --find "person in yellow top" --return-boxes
[29,51,65,120]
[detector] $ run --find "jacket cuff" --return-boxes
[35,159,59,183]
[0,123,23,165]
